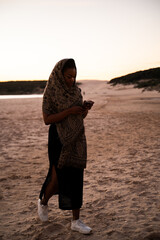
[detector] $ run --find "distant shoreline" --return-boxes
[0,94,43,100]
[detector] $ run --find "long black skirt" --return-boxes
[39,124,84,210]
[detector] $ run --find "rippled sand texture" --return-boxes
[0,81,160,240]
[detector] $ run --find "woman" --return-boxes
[38,58,94,234]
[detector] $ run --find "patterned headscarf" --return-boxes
[43,59,87,169]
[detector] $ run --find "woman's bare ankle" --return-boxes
[41,198,48,206]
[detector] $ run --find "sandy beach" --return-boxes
[0,80,160,240]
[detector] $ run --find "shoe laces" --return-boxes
[77,219,87,227]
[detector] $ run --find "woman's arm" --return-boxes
[43,106,84,125]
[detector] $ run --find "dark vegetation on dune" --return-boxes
[109,67,160,92]
[0,81,82,95]
[0,81,47,95]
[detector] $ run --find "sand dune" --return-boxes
[0,81,160,240]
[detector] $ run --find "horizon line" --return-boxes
[0,79,108,83]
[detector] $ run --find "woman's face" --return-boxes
[63,68,76,88]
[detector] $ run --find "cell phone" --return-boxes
[83,100,94,109]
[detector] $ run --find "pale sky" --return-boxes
[0,0,160,81]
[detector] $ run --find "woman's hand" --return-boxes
[82,109,88,119]
[69,106,84,115]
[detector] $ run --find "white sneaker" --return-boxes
[71,219,92,234]
[37,199,48,222]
